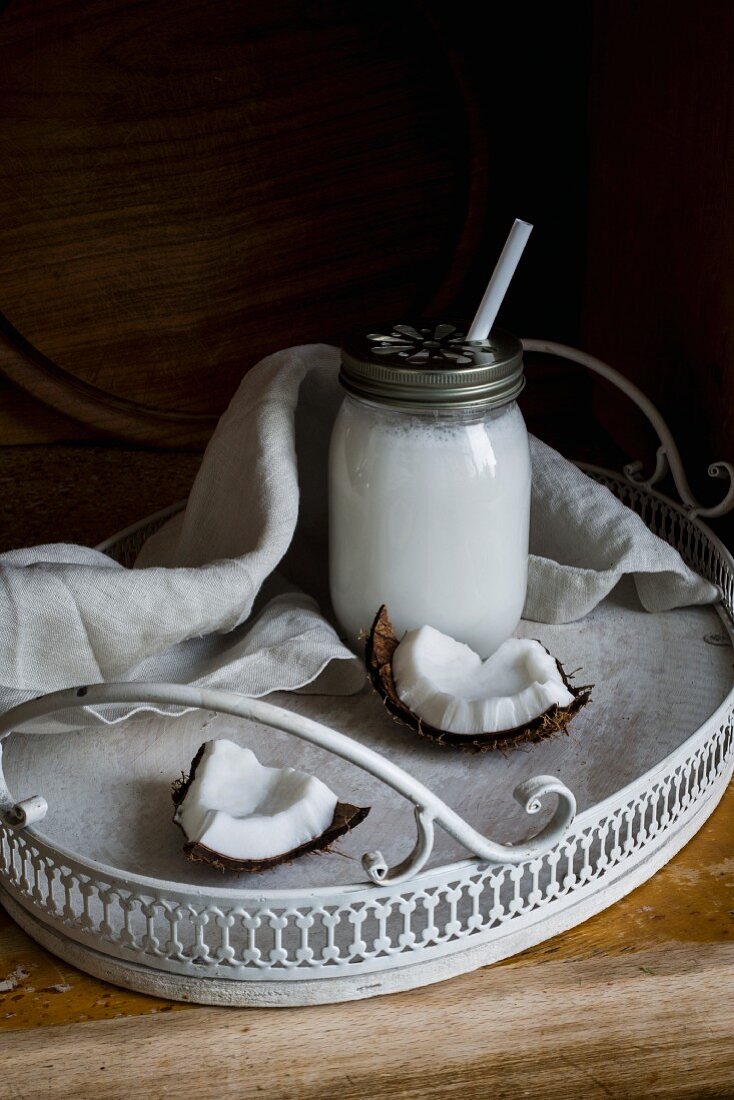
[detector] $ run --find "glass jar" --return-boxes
[328,324,531,657]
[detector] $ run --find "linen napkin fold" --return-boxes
[0,343,718,725]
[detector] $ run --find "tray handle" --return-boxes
[521,338,734,519]
[0,683,576,887]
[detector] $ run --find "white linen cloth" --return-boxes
[0,344,718,724]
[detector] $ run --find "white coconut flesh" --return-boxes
[392,627,575,736]
[175,739,338,861]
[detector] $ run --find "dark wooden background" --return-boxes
[584,0,734,514]
[0,0,731,546]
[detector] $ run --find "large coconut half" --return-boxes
[172,739,369,872]
[367,606,591,751]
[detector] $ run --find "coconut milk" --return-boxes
[329,395,531,656]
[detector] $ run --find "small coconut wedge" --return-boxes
[366,606,591,751]
[172,739,369,872]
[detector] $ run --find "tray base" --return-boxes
[4,580,730,892]
[3,778,725,1006]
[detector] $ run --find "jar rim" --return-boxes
[342,390,521,419]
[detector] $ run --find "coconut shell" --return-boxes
[172,744,370,873]
[366,605,592,752]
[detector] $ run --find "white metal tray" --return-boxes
[1,343,732,1007]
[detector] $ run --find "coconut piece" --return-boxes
[172,739,369,872]
[394,628,576,733]
[366,606,591,751]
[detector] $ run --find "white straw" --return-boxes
[466,218,533,341]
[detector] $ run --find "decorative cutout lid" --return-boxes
[340,323,524,409]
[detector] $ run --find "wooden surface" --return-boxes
[0,444,200,551]
[585,0,734,535]
[0,781,732,1097]
[0,1,593,448]
[0,0,476,445]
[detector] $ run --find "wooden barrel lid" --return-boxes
[0,1,482,446]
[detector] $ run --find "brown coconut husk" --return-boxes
[366,605,592,753]
[172,743,370,873]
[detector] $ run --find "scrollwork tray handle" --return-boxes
[0,682,576,887]
[522,338,734,519]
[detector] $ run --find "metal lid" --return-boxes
[340,323,524,410]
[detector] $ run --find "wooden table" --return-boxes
[1,447,732,1098]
